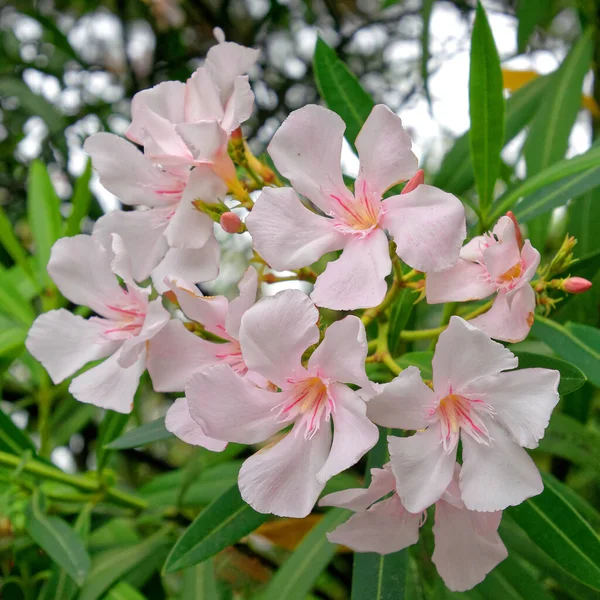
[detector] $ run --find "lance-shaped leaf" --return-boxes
[105,417,173,449]
[512,351,586,395]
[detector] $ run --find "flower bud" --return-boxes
[220,211,244,233]
[548,234,577,275]
[401,169,425,194]
[562,277,592,294]
[506,211,523,250]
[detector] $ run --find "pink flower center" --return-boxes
[329,179,381,235]
[215,340,248,376]
[428,393,495,452]
[276,375,333,439]
[100,303,147,340]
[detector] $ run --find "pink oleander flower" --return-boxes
[147,267,262,451]
[125,33,259,185]
[84,134,221,291]
[367,316,559,513]
[25,235,170,413]
[246,104,466,310]
[426,215,540,342]
[184,289,379,517]
[320,463,508,592]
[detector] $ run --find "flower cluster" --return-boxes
[26,31,586,592]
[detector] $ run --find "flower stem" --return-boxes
[361,255,404,327]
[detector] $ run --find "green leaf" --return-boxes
[27,160,62,287]
[0,323,27,359]
[531,317,600,387]
[313,37,375,150]
[261,509,349,600]
[0,406,36,456]
[516,0,553,53]
[396,351,433,380]
[0,206,38,287]
[164,484,269,572]
[105,582,149,600]
[65,159,93,237]
[388,288,415,355]
[25,492,91,586]
[507,473,600,591]
[469,1,504,213]
[537,413,600,472]
[351,550,408,600]
[514,166,600,223]
[79,526,172,600]
[96,411,130,472]
[512,351,587,395]
[0,267,36,326]
[105,417,173,449]
[434,74,549,196]
[181,560,220,600]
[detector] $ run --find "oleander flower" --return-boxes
[320,463,508,592]
[246,104,466,310]
[26,235,169,413]
[184,289,379,517]
[367,316,559,513]
[426,215,540,342]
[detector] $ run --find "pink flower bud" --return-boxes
[563,277,592,294]
[506,211,524,250]
[220,211,243,233]
[401,169,425,194]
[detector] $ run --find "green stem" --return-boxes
[37,377,52,459]
[0,451,147,510]
[361,255,404,327]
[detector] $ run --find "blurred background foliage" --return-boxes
[0,0,600,598]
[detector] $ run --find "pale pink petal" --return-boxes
[164,166,225,249]
[308,316,372,389]
[221,76,254,133]
[48,235,126,317]
[84,133,187,207]
[319,465,396,511]
[175,121,228,163]
[432,316,518,397]
[519,240,541,284]
[463,368,559,449]
[460,420,543,512]
[432,499,507,592]
[425,259,495,304]
[26,309,119,384]
[206,41,259,102]
[186,363,280,444]
[224,267,258,339]
[366,366,435,430]
[165,398,228,451]
[119,298,170,368]
[310,228,391,310]
[147,320,222,392]
[184,67,224,123]
[327,495,421,554]
[238,422,331,517]
[151,237,220,293]
[355,105,417,198]
[93,209,169,283]
[388,428,456,513]
[239,289,320,386]
[460,235,488,261]
[267,105,352,215]
[469,286,536,343]
[69,349,145,413]
[316,383,378,484]
[246,187,346,271]
[381,185,466,273]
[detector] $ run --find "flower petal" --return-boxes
[239,289,320,386]
[308,316,372,389]
[520,240,541,284]
[425,259,496,304]
[432,499,507,592]
[267,104,352,215]
[175,121,228,164]
[469,286,536,343]
[310,228,391,311]
[367,366,435,430]
[483,216,521,280]
[184,67,224,123]
[327,495,421,554]
[464,368,559,449]
[69,349,145,413]
[185,363,280,444]
[388,428,456,513]
[206,41,260,102]
[316,383,378,484]
[26,309,119,384]
[355,104,418,198]
[221,76,254,133]
[238,422,331,517]
[381,185,466,273]
[225,266,258,339]
[147,320,222,392]
[165,397,228,451]
[460,419,543,512]
[246,187,345,271]
[432,316,518,397]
